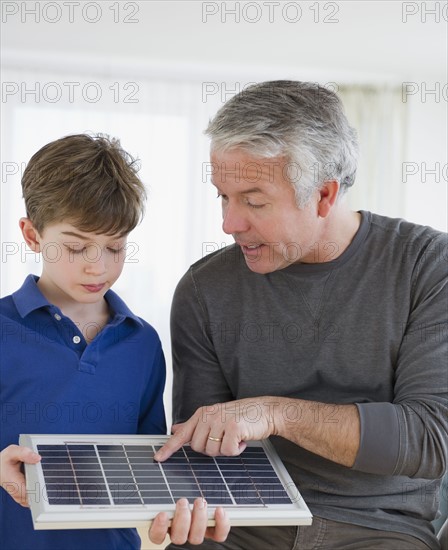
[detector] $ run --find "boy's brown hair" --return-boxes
[21,133,146,236]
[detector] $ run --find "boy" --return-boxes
[0,134,229,549]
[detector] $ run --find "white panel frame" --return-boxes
[20,434,312,530]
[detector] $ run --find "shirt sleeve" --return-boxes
[353,233,448,478]
[171,268,234,425]
[137,339,167,435]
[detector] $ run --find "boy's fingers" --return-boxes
[6,445,41,464]
[17,447,41,464]
[148,512,170,545]
[1,445,41,509]
[169,499,191,545]
[188,498,208,545]
[207,507,230,542]
[2,479,29,507]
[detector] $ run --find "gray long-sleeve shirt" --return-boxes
[171,211,447,548]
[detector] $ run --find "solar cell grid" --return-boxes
[37,443,292,508]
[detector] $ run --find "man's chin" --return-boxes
[243,257,281,275]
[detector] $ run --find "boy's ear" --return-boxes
[19,218,42,253]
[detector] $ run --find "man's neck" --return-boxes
[318,206,362,262]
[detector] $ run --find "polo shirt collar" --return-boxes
[12,274,143,327]
[12,274,50,318]
[104,288,143,327]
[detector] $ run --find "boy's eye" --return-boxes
[65,244,124,255]
[65,246,85,254]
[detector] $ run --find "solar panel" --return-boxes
[19,434,312,530]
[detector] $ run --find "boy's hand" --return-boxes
[0,445,41,507]
[149,498,230,546]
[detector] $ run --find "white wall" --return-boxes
[405,95,447,230]
[2,1,445,80]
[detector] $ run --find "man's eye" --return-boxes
[246,201,265,209]
[108,247,124,254]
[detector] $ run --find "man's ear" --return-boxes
[19,218,42,253]
[317,180,340,218]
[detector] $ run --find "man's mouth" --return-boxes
[239,243,264,255]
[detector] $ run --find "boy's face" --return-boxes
[23,221,127,308]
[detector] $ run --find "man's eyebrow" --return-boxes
[240,187,265,194]
[211,183,266,195]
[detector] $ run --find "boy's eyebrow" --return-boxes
[60,231,126,241]
[60,231,89,240]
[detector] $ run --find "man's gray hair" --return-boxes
[205,80,359,206]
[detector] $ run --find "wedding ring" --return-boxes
[207,436,222,442]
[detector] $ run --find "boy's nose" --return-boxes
[85,262,107,275]
[83,246,107,275]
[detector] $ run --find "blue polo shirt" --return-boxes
[0,275,167,550]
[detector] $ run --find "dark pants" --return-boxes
[166,517,439,550]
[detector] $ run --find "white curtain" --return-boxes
[338,85,407,217]
[1,61,409,421]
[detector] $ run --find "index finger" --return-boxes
[154,420,196,462]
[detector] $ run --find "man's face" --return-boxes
[35,222,127,307]
[211,149,323,274]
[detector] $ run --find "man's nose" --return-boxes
[222,203,250,235]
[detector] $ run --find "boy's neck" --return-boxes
[37,277,110,342]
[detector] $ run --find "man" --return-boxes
[155,81,447,549]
